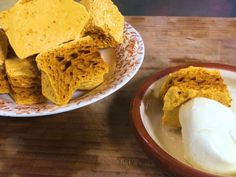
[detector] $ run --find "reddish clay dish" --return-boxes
[130,63,236,177]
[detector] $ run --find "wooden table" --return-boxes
[0,16,236,177]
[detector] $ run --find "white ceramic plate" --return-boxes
[140,64,236,175]
[0,22,145,117]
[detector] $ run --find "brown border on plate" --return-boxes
[130,63,236,177]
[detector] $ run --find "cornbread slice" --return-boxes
[36,36,109,105]
[160,66,231,127]
[81,0,124,48]
[3,0,90,59]
[5,57,41,88]
[5,57,44,105]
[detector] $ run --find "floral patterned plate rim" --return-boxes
[0,23,145,117]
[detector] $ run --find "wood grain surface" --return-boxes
[1,16,236,177]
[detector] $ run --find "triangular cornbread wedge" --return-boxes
[2,0,90,59]
[81,0,124,48]
[5,57,44,105]
[160,66,231,128]
[36,36,109,105]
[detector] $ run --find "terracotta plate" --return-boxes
[0,23,144,117]
[130,63,236,177]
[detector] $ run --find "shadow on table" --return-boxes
[0,110,100,177]
[107,71,166,176]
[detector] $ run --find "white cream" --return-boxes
[179,97,236,175]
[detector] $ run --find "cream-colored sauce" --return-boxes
[140,69,236,175]
[141,77,185,164]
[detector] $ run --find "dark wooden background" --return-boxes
[114,0,236,17]
[2,0,236,17]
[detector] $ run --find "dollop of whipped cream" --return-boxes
[179,97,236,174]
